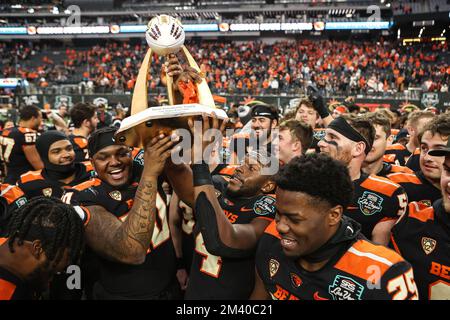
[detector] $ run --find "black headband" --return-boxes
[328,117,372,155]
[88,129,117,157]
[251,105,278,120]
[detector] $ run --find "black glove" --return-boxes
[307,85,329,119]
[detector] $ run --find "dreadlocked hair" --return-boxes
[7,197,84,267]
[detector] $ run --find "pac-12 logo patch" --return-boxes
[43,188,53,197]
[269,259,280,278]
[357,191,383,216]
[421,237,437,255]
[109,190,122,201]
[328,275,364,300]
[253,196,276,216]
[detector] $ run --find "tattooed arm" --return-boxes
[84,134,175,265]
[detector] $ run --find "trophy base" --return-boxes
[115,104,228,148]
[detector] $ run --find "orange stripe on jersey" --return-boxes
[80,205,91,227]
[1,130,11,137]
[390,234,402,256]
[264,220,281,239]
[219,166,236,176]
[386,144,406,151]
[360,175,401,197]
[387,172,422,185]
[131,148,142,158]
[18,127,35,134]
[390,129,400,136]
[72,178,101,191]
[0,238,7,245]
[73,137,87,149]
[0,279,16,300]
[335,240,404,281]
[390,165,413,174]
[0,185,25,205]
[383,154,396,163]
[408,202,434,223]
[81,161,94,172]
[413,148,420,155]
[19,171,44,184]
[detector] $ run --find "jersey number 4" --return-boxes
[195,233,222,278]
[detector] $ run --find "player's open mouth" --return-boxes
[230,174,243,184]
[109,168,125,180]
[280,237,297,250]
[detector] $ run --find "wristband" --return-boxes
[176,257,187,270]
[192,162,213,187]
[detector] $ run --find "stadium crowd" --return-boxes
[0,51,449,301]
[1,40,448,96]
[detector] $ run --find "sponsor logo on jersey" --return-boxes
[269,259,280,278]
[254,196,276,216]
[357,191,383,216]
[43,188,53,197]
[109,190,122,201]
[328,275,364,300]
[290,273,302,288]
[422,237,437,255]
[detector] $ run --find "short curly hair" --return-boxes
[275,153,354,208]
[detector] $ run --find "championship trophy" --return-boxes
[115,15,227,148]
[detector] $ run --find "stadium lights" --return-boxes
[11,5,23,9]
[397,28,401,39]
[442,29,446,37]
[381,0,385,3]
[386,3,391,7]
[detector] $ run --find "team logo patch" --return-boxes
[42,188,52,197]
[269,259,280,278]
[328,275,364,300]
[253,196,276,216]
[290,273,302,288]
[421,237,437,255]
[357,191,383,216]
[109,191,122,201]
[15,197,27,208]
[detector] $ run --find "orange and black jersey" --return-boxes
[66,161,176,299]
[384,143,412,166]
[387,170,441,207]
[345,173,408,239]
[17,162,95,200]
[376,162,413,179]
[0,259,32,300]
[0,185,27,237]
[68,135,89,163]
[405,148,420,172]
[256,220,418,300]
[0,127,39,184]
[185,180,276,300]
[390,200,450,300]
